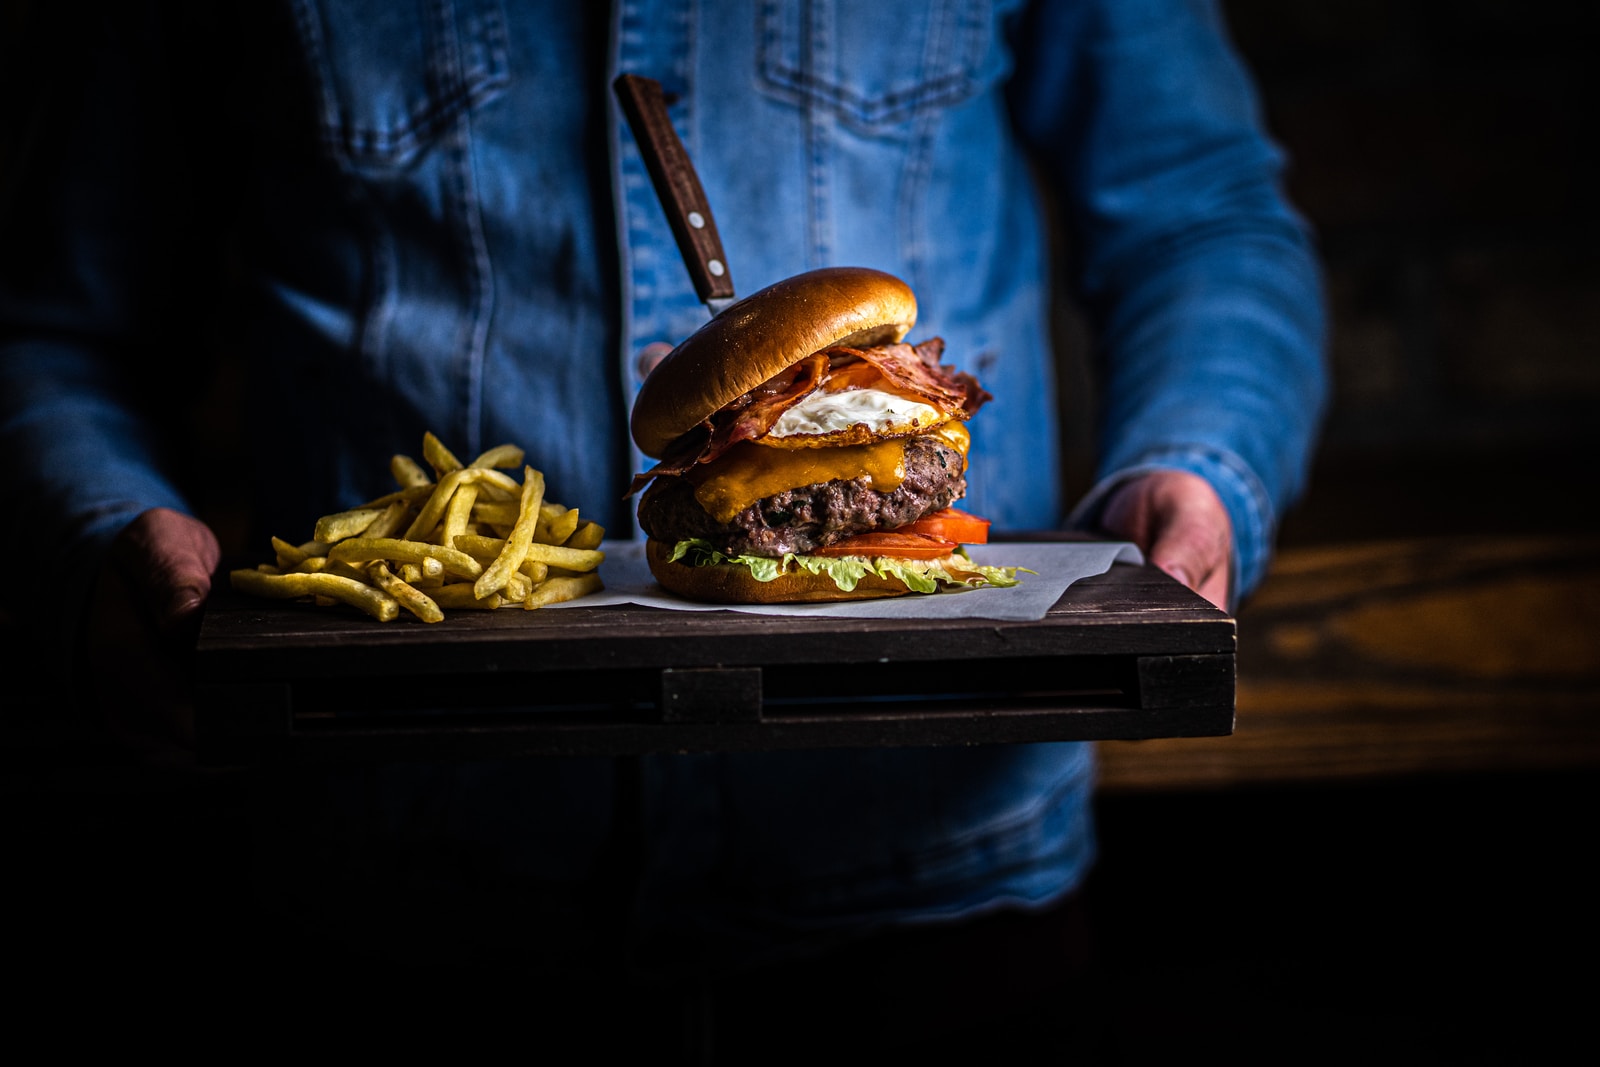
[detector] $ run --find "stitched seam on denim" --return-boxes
[432,0,492,458]
[765,69,975,127]
[303,0,511,165]
[898,2,963,292]
[460,112,494,460]
[288,0,345,166]
[756,0,980,128]
[1203,444,1271,592]
[805,0,831,267]
[679,0,708,281]
[611,0,650,537]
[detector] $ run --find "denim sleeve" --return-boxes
[1008,0,1329,600]
[0,6,198,666]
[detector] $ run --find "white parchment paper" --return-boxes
[552,540,1145,622]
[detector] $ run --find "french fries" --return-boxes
[230,568,400,622]
[229,432,605,621]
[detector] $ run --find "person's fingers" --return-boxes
[1098,470,1232,610]
[85,509,221,755]
[111,507,222,636]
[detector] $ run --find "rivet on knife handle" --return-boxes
[613,74,736,312]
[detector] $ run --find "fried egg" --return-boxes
[767,387,942,442]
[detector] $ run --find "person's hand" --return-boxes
[1097,470,1232,610]
[81,507,221,757]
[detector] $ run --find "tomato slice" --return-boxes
[810,532,959,560]
[892,508,991,545]
[810,509,994,559]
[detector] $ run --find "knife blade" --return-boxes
[613,74,736,318]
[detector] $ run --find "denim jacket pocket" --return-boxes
[290,0,510,169]
[755,0,992,131]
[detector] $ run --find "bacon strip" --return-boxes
[722,350,830,447]
[627,339,987,495]
[833,338,991,416]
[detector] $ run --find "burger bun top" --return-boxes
[630,266,917,458]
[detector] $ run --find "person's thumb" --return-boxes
[1100,470,1232,610]
[1146,513,1228,609]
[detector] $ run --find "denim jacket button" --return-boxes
[636,341,675,378]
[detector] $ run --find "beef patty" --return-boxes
[637,433,967,557]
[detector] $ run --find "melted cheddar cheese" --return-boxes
[687,422,970,523]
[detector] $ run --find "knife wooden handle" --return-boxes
[613,74,735,306]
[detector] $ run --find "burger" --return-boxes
[628,266,1021,603]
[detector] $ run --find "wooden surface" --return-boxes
[194,558,1235,763]
[1097,535,1600,791]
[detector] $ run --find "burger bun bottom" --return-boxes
[645,539,912,604]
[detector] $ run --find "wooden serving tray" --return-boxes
[193,557,1235,764]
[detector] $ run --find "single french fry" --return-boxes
[403,477,454,542]
[360,499,412,541]
[470,443,524,469]
[563,520,605,551]
[441,481,479,549]
[291,555,362,581]
[456,533,604,573]
[518,559,549,584]
[230,568,399,622]
[523,541,606,572]
[357,483,435,510]
[535,502,580,546]
[391,453,433,490]
[327,536,482,579]
[272,536,307,570]
[328,558,368,581]
[474,466,545,599]
[290,555,362,581]
[470,500,520,527]
[366,561,444,624]
[314,506,385,544]
[422,431,463,476]
[523,572,603,609]
[452,533,500,562]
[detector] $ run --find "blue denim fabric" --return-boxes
[0,0,1324,963]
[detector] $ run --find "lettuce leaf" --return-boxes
[668,539,1026,594]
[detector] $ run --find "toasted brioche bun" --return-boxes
[644,539,913,603]
[630,266,917,458]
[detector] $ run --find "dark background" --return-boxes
[1088,3,1598,1061]
[3,1,1596,1060]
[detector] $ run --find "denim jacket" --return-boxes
[0,0,1324,967]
